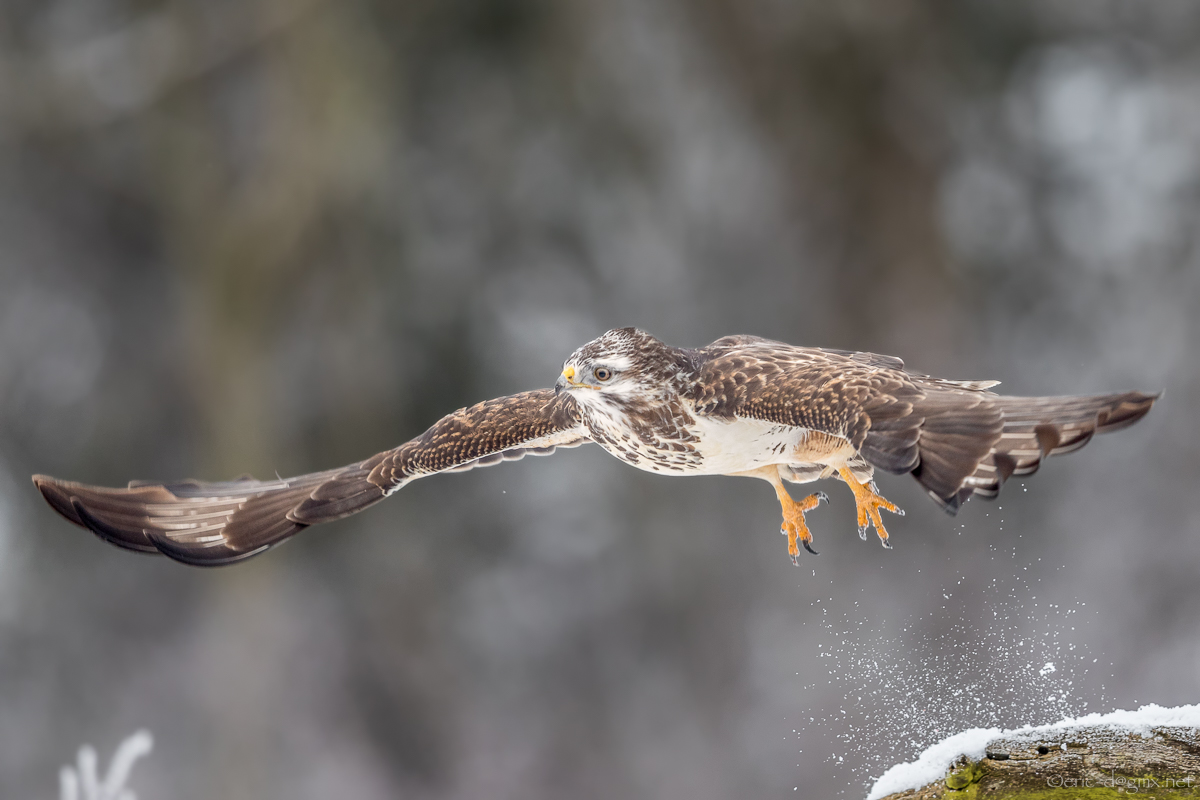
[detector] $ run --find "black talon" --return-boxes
[881,539,892,550]
[858,525,868,541]
[803,540,819,555]
[816,491,830,504]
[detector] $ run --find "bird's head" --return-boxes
[556,328,682,406]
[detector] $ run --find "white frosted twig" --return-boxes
[59,767,79,800]
[59,730,154,800]
[100,731,153,798]
[77,746,99,800]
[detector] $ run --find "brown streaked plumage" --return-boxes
[33,328,1159,567]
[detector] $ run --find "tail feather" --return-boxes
[885,390,1159,515]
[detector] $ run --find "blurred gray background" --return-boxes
[1,0,1198,798]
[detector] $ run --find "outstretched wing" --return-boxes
[690,338,912,435]
[690,338,1158,513]
[33,389,589,566]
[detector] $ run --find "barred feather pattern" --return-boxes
[33,390,587,565]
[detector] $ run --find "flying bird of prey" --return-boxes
[33,329,1158,567]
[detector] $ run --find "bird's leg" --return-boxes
[837,467,903,548]
[770,478,829,565]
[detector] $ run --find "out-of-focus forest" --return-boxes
[1,1,1197,798]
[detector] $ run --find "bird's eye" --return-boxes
[594,367,612,382]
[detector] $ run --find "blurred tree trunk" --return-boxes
[148,3,388,797]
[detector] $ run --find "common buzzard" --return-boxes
[33,329,1158,566]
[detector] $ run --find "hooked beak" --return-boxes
[556,366,577,395]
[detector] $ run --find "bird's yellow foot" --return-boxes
[775,488,829,565]
[838,467,903,548]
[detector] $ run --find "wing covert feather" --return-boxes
[689,343,911,446]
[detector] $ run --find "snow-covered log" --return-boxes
[869,705,1200,799]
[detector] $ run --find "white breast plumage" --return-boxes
[580,393,837,477]
[681,413,816,476]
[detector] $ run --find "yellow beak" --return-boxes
[556,366,580,394]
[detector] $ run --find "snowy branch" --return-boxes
[59,730,153,800]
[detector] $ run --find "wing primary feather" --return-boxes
[33,389,590,566]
